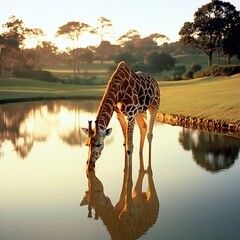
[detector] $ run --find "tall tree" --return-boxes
[222,25,240,64]
[56,21,92,75]
[117,29,141,47]
[95,17,113,43]
[179,1,240,67]
[1,15,44,72]
[146,51,175,74]
[0,32,18,75]
[93,17,113,63]
[35,41,58,69]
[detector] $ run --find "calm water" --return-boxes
[0,100,240,240]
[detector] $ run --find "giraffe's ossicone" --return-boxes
[82,61,160,171]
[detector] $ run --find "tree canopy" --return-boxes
[179,0,240,66]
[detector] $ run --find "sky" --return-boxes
[1,0,240,50]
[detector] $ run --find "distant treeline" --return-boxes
[1,1,240,80]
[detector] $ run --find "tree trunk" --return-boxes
[217,49,220,65]
[208,52,213,67]
[0,61,2,77]
[73,52,76,76]
[227,56,231,65]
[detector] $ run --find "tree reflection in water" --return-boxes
[179,128,240,172]
[80,152,159,240]
[0,100,100,159]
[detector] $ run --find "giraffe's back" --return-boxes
[134,71,160,112]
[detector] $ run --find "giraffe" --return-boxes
[80,152,160,240]
[81,61,160,171]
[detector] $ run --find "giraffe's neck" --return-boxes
[96,83,119,129]
[96,62,130,130]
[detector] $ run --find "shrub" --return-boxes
[193,65,240,78]
[190,63,202,72]
[32,70,58,82]
[173,65,186,80]
[13,69,59,82]
[13,69,32,78]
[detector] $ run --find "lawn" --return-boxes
[159,74,240,122]
[0,74,239,123]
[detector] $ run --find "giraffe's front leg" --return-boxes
[116,112,127,147]
[125,118,135,176]
[126,118,135,156]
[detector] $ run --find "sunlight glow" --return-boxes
[2,0,239,51]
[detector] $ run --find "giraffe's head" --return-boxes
[81,120,112,171]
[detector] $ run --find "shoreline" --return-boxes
[157,113,240,138]
[0,96,239,138]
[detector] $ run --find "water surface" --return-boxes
[0,100,240,240]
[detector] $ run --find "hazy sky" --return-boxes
[1,0,240,49]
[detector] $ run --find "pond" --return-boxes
[0,100,240,240]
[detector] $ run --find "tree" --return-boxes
[92,17,113,63]
[134,33,167,59]
[35,41,58,68]
[117,29,141,47]
[56,21,92,75]
[222,26,240,64]
[94,17,113,43]
[94,40,118,62]
[0,32,18,75]
[179,1,240,67]
[79,49,93,64]
[114,52,136,66]
[146,51,175,73]
[1,15,44,73]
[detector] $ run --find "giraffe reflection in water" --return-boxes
[80,151,159,240]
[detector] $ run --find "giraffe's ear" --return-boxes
[105,128,112,137]
[81,128,89,136]
[80,196,88,206]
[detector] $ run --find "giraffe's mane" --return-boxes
[96,61,129,125]
[109,61,127,81]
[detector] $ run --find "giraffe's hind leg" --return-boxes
[136,114,147,171]
[136,114,147,154]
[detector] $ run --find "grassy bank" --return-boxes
[0,74,239,123]
[160,74,240,123]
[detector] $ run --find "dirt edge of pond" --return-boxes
[157,113,240,138]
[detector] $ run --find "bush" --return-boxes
[173,65,186,80]
[190,63,202,72]
[13,69,32,78]
[182,70,194,79]
[193,65,240,78]
[32,70,58,82]
[13,69,59,82]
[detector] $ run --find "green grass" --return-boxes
[159,74,240,122]
[0,74,239,123]
[0,77,105,99]
[43,62,114,84]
